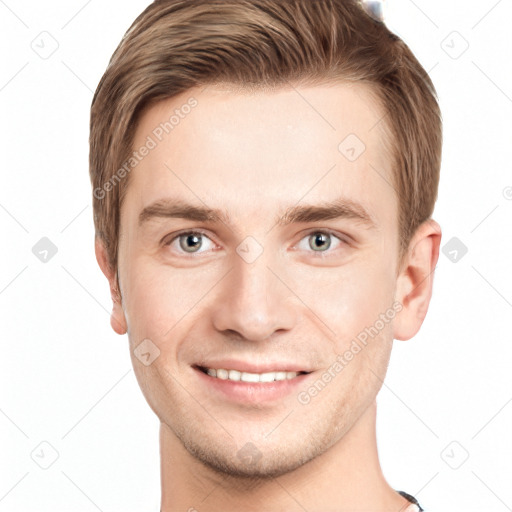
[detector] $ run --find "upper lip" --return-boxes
[194,360,312,374]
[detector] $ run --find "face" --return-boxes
[115,82,402,477]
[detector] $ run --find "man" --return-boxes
[90,0,442,510]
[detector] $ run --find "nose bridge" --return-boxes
[211,242,295,341]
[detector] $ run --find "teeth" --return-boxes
[229,370,241,381]
[216,368,228,379]
[202,367,302,382]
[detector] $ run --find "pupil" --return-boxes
[181,234,202,252]
[310,233,330,251]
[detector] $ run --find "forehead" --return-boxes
[125,82,396,230]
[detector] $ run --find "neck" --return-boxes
[159,400,409,511]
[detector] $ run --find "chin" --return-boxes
[174,423,328,480]
[188,442,314,480]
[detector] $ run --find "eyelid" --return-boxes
[298,228,351,245]
[161,228,213,246]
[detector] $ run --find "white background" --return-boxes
[1,0,511,511]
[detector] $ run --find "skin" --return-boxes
[96,82,441,512]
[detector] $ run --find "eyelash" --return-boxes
[162,229,349,258]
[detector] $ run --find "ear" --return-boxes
[393,219,442,341]
[95,238,127,335]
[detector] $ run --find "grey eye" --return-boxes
[165,231,216,256]
[308,232,332,252]
[178,233,204,253]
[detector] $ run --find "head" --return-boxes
[90,0,442,478]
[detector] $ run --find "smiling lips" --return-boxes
[198,366,307,383]
[193,362,313,402]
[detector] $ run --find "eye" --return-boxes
[296,230,346,255]
[163,229,348,258]
[164,231,216,255]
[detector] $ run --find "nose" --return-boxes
[211,248,297,342]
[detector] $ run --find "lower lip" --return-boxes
[193,366,312,403]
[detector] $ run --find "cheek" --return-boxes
[121,258,220,341]
[292,257,396,346]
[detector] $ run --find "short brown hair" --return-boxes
[90,0,442,272]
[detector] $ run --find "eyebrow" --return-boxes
[138,197,377,230]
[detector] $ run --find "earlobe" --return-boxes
[393,219,442,341]
[95,238,127,335]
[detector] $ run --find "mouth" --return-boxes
[192,364,313,403]
[195,365,310,383]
